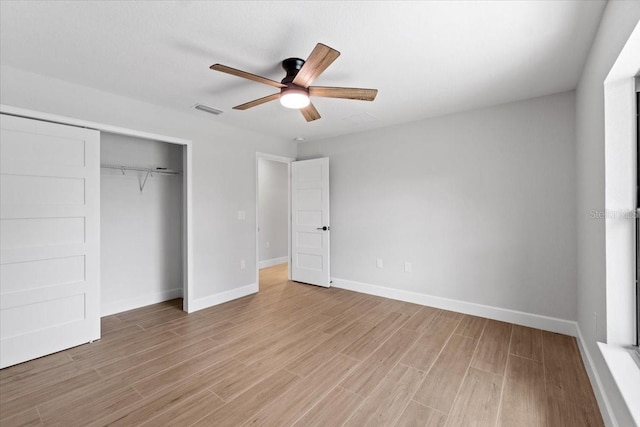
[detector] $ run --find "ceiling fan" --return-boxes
[210,43,378,122]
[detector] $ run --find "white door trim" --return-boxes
[256,152,294,286]
[0,104,190,145]
[0,104,195,313]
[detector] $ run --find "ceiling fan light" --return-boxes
[280,87,310,109]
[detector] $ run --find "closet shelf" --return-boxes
[100,164,181,192]
[100,164,182,175]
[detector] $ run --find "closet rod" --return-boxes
[100,164,182,175]
[101,164,181,192]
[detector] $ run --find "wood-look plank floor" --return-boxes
[0,264,604,426]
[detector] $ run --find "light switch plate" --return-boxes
[404,262,412,273]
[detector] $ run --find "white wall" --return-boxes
[298,91,577,321]
[258,158,288,265]
[100,134,183,315]
[0,65,296,309]
[575,1,640,426]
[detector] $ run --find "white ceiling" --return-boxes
[0,1,606,142]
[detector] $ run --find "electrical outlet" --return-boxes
[266,241,270,249]
[240,259,246,270]
[237,210,246,220]
[376,258,383,269]
[404,262,412,273]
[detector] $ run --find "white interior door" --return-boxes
[0,114,100,368]
[291,158,330,287]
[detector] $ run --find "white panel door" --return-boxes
[0,114,100,368]
[291,158,330,287]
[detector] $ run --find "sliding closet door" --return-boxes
[0,114,100,368]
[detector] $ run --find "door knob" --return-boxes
[316,226,329,231]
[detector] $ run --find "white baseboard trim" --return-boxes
[259,256,288,269]
[101,288,183,317]
[575,326,618,427]
[188,283,258,313]
[331,277,577,336]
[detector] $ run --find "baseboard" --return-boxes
[101,288,183,317]
[575,326,618,427]
[331,277,577,336]
[188,283,258,313]
[259,256,288,269]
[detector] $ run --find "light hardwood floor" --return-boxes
[0,263,604,426]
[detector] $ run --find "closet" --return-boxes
[1,107,191,368]
[100,133,184,316]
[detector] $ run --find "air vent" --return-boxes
[193,104,224,115]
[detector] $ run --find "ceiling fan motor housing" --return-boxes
[281,58,305,84]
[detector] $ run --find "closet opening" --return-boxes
[256,153,294,290]
[100,133,188,316]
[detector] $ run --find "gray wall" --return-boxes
[0,65,297,303]
[258,159,288,264]
[298,91,577,321]
[100,134,183,314]
[575,1,640,426]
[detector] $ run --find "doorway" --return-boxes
[256,153,293,289]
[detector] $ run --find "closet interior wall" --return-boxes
[100,133,183,316]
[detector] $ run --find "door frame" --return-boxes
[0,104,195,313]
[256,152,294,287]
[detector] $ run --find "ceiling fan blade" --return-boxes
[210,64,285,88]
[309,86,378,101]
[300,103,321,122]
[292,43,340,88]
[233,93,280,110]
